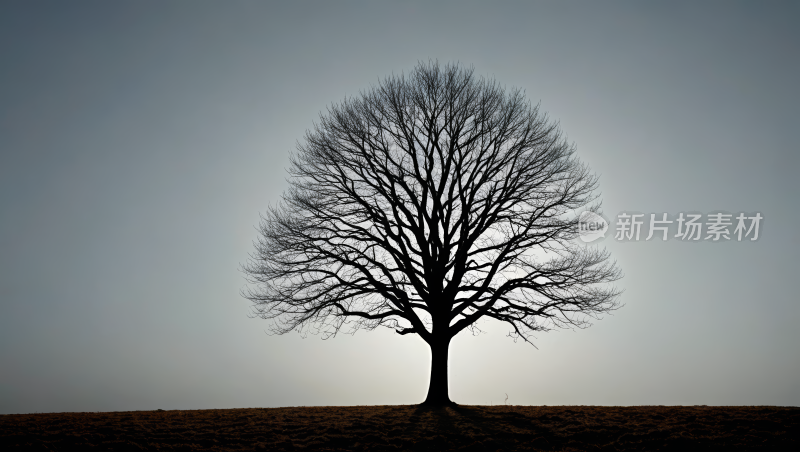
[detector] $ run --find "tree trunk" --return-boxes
[422,337,453,405]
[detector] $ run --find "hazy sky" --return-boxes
[1,1,798,414]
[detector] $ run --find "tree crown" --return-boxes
[243,62,621,346]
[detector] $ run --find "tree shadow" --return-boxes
[405,404,562,450]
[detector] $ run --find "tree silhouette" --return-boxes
[243,62,622,405]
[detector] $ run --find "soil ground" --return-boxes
[1,405,798,451]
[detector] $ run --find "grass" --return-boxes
[1,404,798,450]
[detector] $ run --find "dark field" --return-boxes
[1,405,798,451]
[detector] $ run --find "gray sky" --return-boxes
[1,1,798,414]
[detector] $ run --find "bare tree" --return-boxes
[243,62,622,405]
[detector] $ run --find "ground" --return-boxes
[1,405,798,451]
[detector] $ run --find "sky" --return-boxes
[1,1,798,414]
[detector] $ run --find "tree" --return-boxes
[243,62,622,406]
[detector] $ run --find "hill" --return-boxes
[2,405,798,450]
